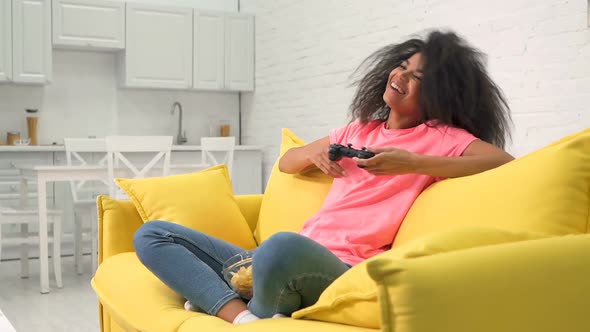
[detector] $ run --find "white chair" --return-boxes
[0,175,63,288]
[105,136,173,198]
[200,137,236,177]
[64,138,108,274]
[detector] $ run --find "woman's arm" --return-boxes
[354,140,514,178]
[414,140,514,178]
[278,136,346,177]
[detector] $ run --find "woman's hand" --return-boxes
[279,137,346,177]
[353,147,417,176]
[305,144,347,178]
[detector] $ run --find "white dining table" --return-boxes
[19,165,109,294]
[17,163,208,294]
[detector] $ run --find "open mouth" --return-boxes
[390,80,405,94]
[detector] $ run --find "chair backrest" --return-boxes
[201,137,236,177]
[64,138,108,203]
[105,136,173,198]
[0,167,39,209]
[0,177,30,209]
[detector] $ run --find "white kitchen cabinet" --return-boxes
[12,0,52,84]
[0,1,12,82]
[193,11,254,92]
[122,3,193,89]
[52,0,125,50]
[225,13,254,91]
[193,11,225,90]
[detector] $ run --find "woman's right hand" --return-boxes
[279,136,346,177]
[304,142,347,178]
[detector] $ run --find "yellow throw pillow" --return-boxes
[394,128,590,248]
[115,165,257,250]
[254,128,333,243]
[292,227,545,328]
[292,258,381,328]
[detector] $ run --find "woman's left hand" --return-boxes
[353,147,418,175]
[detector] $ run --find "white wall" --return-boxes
[0,50,240,145]
[240,0,590,183]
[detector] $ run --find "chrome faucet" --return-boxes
[170,101,188,145]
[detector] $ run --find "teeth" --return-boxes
[390,81,404,94]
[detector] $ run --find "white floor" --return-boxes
[0,256,100,332]
[0,308,17,332]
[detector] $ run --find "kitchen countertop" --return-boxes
[0,145,263,152]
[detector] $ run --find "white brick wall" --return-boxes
[240,0,590,185]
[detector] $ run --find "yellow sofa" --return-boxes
[91,128,590,332]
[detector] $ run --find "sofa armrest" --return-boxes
[235,194,263,234]
[97,195,144,264]
[367,234,590,332]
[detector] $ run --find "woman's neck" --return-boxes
[385,111,420,130]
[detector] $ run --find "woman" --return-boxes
[133,30,514,324]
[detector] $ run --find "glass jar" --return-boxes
[7,132,21,145]
[219,120,231,137]
[26,109,39,145]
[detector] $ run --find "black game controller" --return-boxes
[329,144,375,165]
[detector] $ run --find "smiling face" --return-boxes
[383,52,424,121]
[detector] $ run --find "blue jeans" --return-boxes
[133,220,351,318]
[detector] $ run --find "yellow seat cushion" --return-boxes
[92,254,373,332]
[254,129,333,243]
[116,165,257,250]
[178,314,376,332]
[394,128,590,248]
[366,234,590,332]
[91,253,203,332]
[292,227,545,328]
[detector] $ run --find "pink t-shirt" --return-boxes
[298,120,478,265]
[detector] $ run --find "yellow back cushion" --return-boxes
[394,129,590,247]
[116,165,257,250]
[255,129,333,243]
